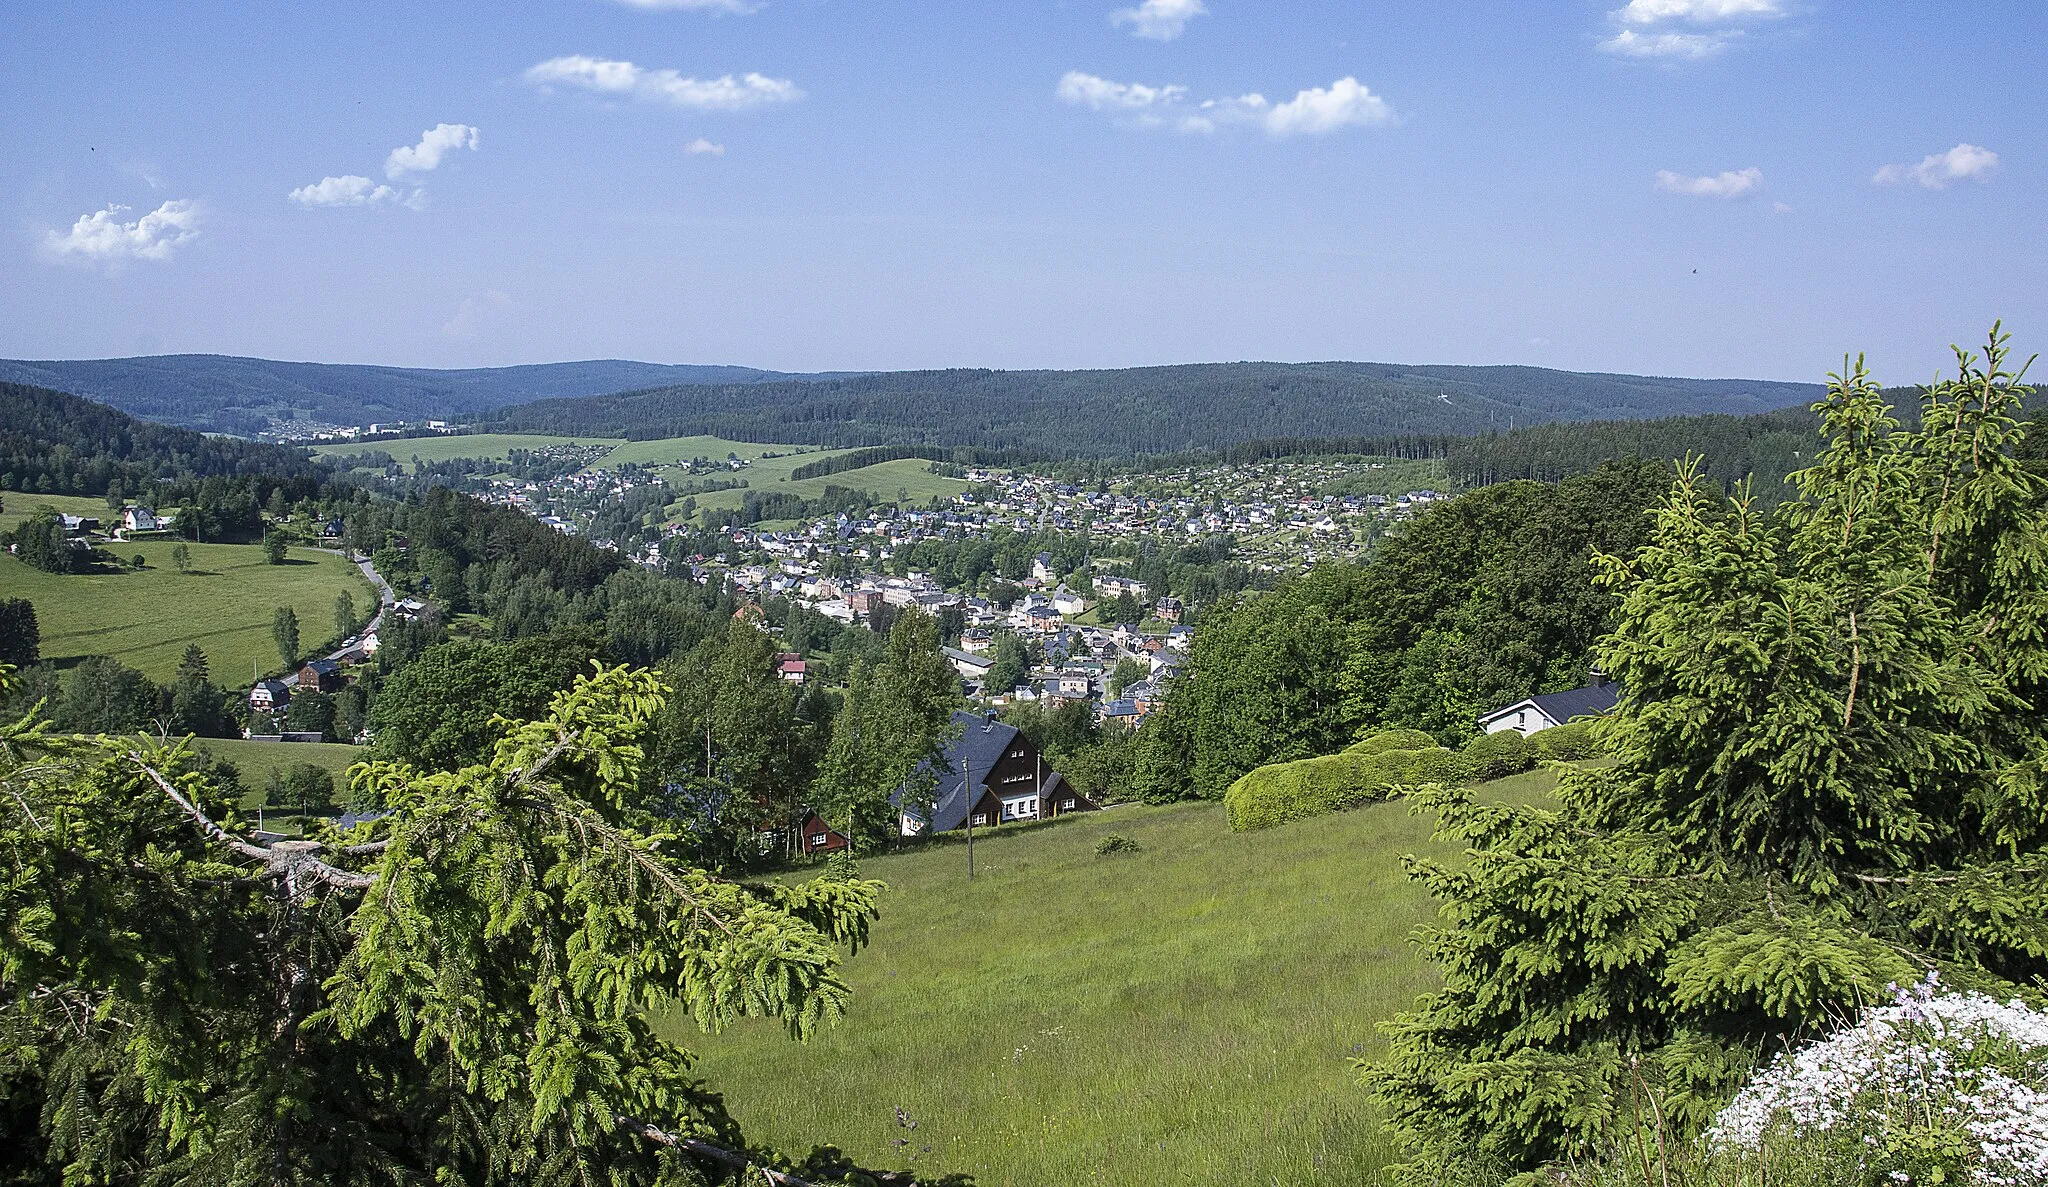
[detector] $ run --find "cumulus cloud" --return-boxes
[1599,0,1781,58]
[1655,167,1763,197]
[612,0,759,10]
[1615,0,1781,23]
[1110,0,1207,40]
[1873,143,1999,189]
[1058,71,1393,138]
[525,55,802,111]
[684,138,726,155]
[289,175,410,207]
[44,200,200,263]
[385,123,478,179]
[1056,71,1186,112]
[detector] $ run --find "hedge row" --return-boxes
[1222,721,1603,832]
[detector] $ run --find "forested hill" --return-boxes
[480,361,1822,456]
[0,381,321,496]
[0,355,853,436]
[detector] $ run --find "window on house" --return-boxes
[970,813,988,827]
[809,833,829,847]
[1007,749,1025,759]
[1059,798,1076,810]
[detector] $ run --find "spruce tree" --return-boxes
[1367,328,2048,1179]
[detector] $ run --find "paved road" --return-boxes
[278,548,394,688]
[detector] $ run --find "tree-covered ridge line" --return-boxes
[478,361,1819,457]
[0,381,325,498]
[0,355,863,437]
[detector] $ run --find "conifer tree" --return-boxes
[0,662,885,1186]
[1366,328,2048,1179]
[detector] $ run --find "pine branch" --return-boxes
[617,1116,919,1187]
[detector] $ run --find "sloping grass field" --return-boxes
[195,736,364,799]
[0,491,118,533]
[309,433,624,470]
[673,768,1562,1187]
[1,541,375,683]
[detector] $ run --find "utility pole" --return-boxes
[964,754,974,881]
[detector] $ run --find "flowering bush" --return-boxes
[1706,974,2048,1186]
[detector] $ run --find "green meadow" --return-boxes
[683,456,976,522]
[675,768,1562,1187]
[0,491,120,533]
[195,736,364,798]
[0,540,375,684]
[309,432,625,472]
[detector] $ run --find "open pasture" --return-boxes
[675,768,1562,1187]
[0,541,375,683]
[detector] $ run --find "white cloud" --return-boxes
[1873,143,1999,189]
[1599,0,1781,58]
[1616,0,1781,24]
[1599,29,1733,57]
[1058,72,1393,138]
[1110,0,1207,41]
[443,290,515,340]
[525,55,803,111]
[1056,71,1186,112]
[1655,167,1763,197]
[612,0,758,10]
[44,200,200,263]
[385,123,478,179]
[290,174,409,207]
[1256,77,1394,137]
[685,138,727,156]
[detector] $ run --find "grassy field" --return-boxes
[0,491,120,533]
[309,432,625,469]
[684,457,975,522]
[597,435,841,471]
[194,736,364,802]
[674,768,1562,1187]
[1,541,375,683]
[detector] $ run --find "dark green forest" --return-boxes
[481,361,1818,456]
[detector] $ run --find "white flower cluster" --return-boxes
[1708,974,2048,1185]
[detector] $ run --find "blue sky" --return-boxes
[2,0,2040,382]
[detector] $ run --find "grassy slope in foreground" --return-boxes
[0,541,375,683]
[676,768,1561,1187]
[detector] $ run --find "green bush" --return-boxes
[1530,720,1603,761]
[1459,729,1533,781]
[1344,727,1439,757]
[1225,744,1464,832]
[1094,833,1140,856]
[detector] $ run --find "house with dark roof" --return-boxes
[249,679,291,712]
[892,710,1095,836]
[1478,672,1622,736]
[298,659,345,693]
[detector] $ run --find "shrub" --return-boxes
[1094,833,1140,856]
[1530,720,1603,761]
[1345,727,1439,757]
[1225,744,1464,831]
[1459,729,1533,782]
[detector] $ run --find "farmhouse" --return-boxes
[893,710,1094,836]
[1479,671,1622,736]
[121,506,160,532]
[297,659,345,694]
[249,679,291,711]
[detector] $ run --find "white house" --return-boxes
[1051,586,1088,616]
[122,506,160,532]
[1478,674,1621,736]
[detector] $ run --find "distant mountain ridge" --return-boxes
[481,361,1825,457]
[0,355,854,436]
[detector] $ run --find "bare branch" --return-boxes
[126,754,378,892]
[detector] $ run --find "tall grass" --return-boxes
[670,777,1561,1186]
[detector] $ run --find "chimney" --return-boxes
[1588,665,1611,689]
[983,709,997,731]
